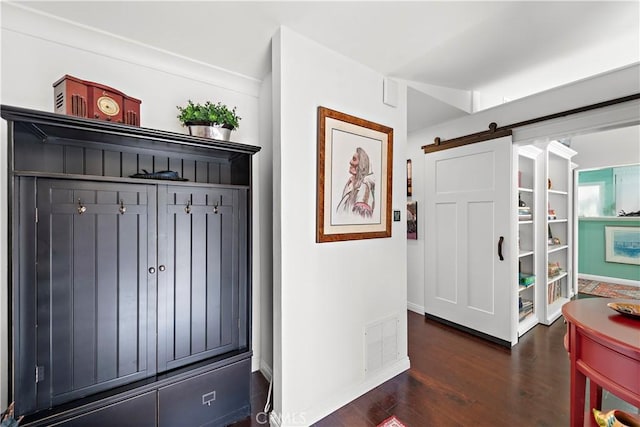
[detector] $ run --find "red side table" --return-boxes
[562,298,640,427]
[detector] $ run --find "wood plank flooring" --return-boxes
[235,310,571,426]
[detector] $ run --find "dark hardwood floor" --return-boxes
[236,310,571,426]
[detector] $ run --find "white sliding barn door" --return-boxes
[424,136,515,345]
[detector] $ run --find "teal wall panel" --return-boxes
[578,219,640,281]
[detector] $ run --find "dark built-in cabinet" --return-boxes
[2,105,260,426]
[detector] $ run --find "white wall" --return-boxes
[406,65,640,313]
[406,148,425,314]
[571,125,640,170]
[271,27,409,426]
[472,30,640,112]
[258,73,274,378]
[0,3,266,410]
[0,4,260,139]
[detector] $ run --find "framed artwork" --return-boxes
[605,226,640,265]
[316,106,393,243]
[407,201,417,240]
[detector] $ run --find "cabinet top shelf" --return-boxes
[548,189,568,195]
[548,244,568,254]
[1,104,261,157]
[547,271,568,284]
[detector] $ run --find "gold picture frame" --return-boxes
[316,106,393,243]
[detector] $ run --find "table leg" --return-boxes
[571,365,587,427]
[589,381,603,427]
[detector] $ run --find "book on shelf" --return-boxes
[518,206,532,220]
[547,279,563,304]
[519,307,534,321]
[519,297,534,320]
[519,298,533,310]
[519,273,535,287]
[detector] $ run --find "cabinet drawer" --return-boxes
[55,391,156,426]
[158,359,250,427]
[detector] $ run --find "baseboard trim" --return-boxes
[259,361,273,382]
[271,357,410,427]
[579,274,640,288]
[407,302,424,314]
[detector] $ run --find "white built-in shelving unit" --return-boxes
[516,145,542,336]
[539,141,577,325]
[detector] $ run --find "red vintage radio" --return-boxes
[53,75,142,126]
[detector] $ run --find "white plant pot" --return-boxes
[187,124,232,141]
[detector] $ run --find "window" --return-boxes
[578,165,639,217]
[578,183,604,217]
[614,166,640,215]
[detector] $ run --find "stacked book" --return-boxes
[519,273,535,289]
[518,206,532,220]
[519,297,534,320]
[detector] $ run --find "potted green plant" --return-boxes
[176,100,241,141]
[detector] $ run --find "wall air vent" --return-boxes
[365,315,399,375]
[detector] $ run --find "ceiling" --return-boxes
[12,1,640,132]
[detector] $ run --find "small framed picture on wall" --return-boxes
[407,201,417,240]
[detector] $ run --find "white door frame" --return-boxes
[513,99,640,297]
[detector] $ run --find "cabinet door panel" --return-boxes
[35,179,157,410]
[158,186,243,371]
[13,178,38,416]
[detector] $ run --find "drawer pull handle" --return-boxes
[202,390,216,406]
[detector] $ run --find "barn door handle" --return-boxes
[498,236,504,261]
[77,199,87,215]
[119,199,126,215]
